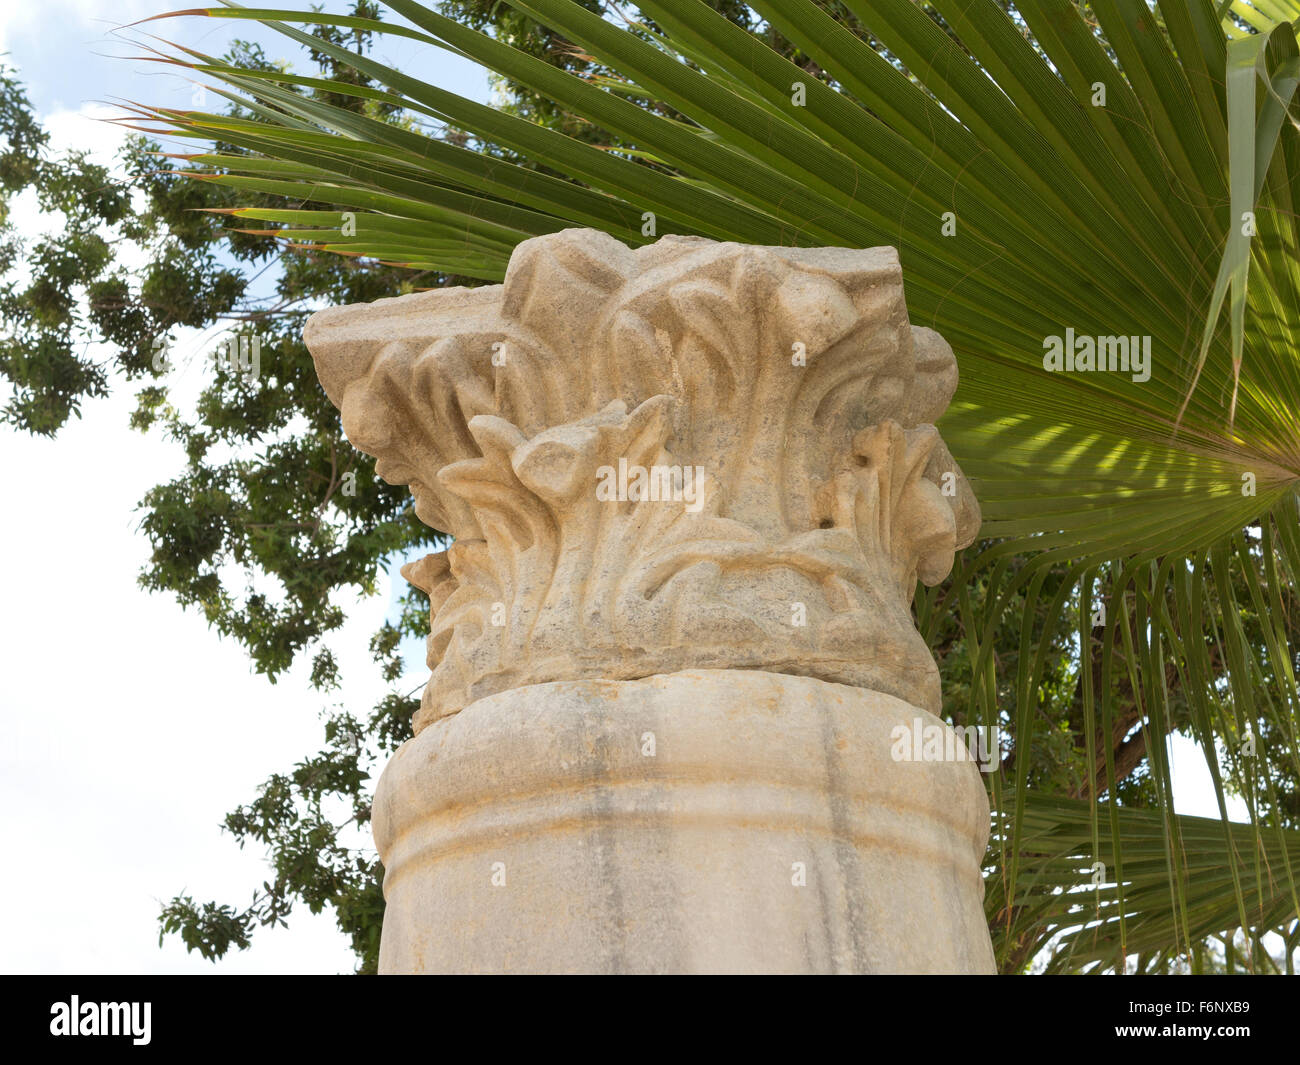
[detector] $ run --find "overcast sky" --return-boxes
[0,1,1247,975]
[0,0,488,974]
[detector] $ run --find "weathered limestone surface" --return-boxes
[374,669,995,974]
[306,229,994,974]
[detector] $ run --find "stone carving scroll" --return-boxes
[305,230,979,732]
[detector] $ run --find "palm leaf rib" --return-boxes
[129,0,1300,971]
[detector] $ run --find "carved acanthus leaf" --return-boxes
[306,230,980,730]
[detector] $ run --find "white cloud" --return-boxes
[42,101,133,163]
[0,99,407,970]
[1170,733,1251,822]
[0,0,492,977]
[0,362,398,974]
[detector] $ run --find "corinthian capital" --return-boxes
[306,230,978,731]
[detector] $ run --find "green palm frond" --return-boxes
[127,1,1300,971]
[131,1,1300,556]
[1002,791,1300,973]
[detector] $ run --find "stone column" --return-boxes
[305,230,995,974]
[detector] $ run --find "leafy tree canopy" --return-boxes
[2,0,1297,973]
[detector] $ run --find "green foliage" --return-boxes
[4,0,1299,972]
[159,692,416,972]
[0,7,441,972]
